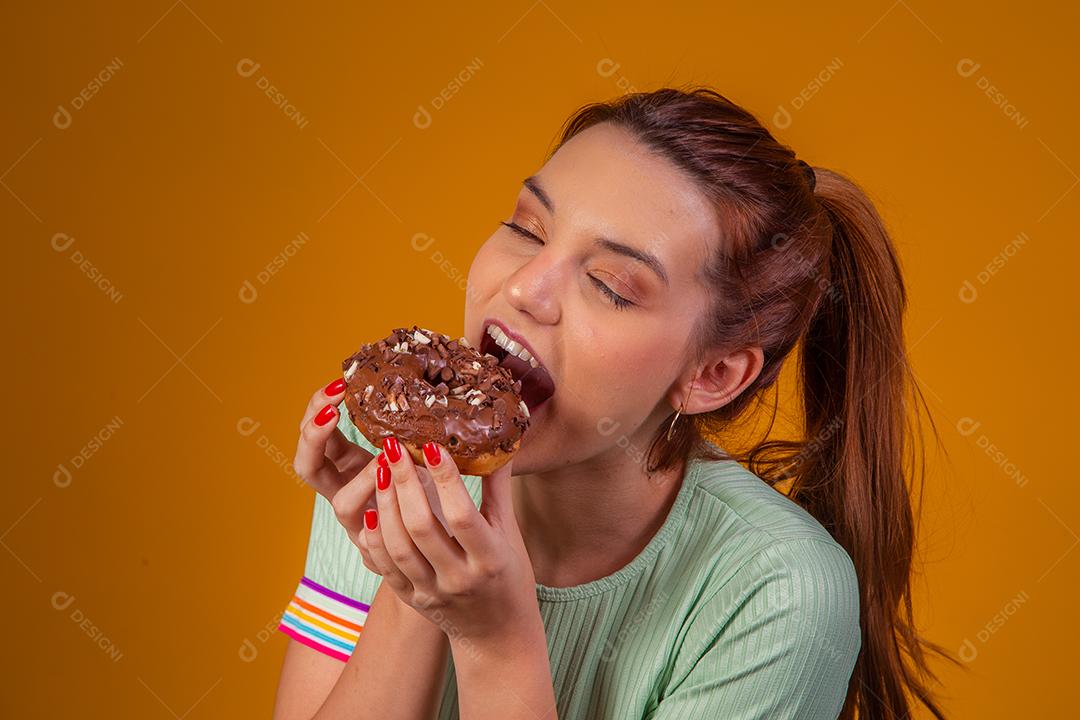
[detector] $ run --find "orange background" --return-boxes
[3,1,1076,716]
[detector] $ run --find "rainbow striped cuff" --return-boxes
[277,577,370,662]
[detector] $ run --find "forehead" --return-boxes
[531,122,719,279]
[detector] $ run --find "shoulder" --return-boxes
[679,457,861,636]
[689,456,840,547]
[654,461,862,718]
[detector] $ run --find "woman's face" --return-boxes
[464,122,721,475]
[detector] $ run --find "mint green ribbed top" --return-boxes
[300,406,861,719]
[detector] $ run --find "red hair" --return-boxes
[553,87,954,719]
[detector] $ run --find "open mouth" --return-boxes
[481,324,555,413]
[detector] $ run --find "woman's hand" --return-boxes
[363,436,541,644]
[292,377,449,577]
[292,377,387,562]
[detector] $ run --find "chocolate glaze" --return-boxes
[342,326,530,459]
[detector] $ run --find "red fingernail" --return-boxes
[324,378,346,396]
[423,442,441,467]
[384,436,402,463]
[376,465,391,491]
[314,404,336,426]
[364,509,378,530]
[377,452,389,469]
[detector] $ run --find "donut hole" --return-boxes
[447,435,460,448]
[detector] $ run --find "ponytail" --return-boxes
[790,168,954,719]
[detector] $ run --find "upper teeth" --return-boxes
[486,324,539,369]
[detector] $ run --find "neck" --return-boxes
[512,433,688,589]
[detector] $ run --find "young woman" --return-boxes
[273,87,948,720]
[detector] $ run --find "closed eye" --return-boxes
[499,221,635,310]
[589,275,634,309]
[500,221,541,243]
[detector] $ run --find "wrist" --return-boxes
[448,613,556,719]
[448,610,547,666]
[373,582,445,638]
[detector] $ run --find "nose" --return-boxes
[503,250,561,326]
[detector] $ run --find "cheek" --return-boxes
[469,236,523,284]
[575,334,669,410]
[465,239,502,306]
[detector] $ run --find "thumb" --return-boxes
[479,458,515,526]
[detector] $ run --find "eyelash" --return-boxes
[499,221,635,310]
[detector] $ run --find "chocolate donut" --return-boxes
[342,326,531,475]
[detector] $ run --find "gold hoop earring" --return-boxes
[665,382,695,441]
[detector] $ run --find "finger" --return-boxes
[374,444,437,588]
[302,378,372,471]
[362,508,413,596]
[422,441,495,558]
[293,403,350,500]
[302,377,347,425]
[386,438,466,574]
[480,458,516,527]
[330,451,382,540]
[354,529,382,576]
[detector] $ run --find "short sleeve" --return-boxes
[647,538,861,720]
[277,401,483,662]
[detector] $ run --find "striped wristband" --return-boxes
[277,576,370,662]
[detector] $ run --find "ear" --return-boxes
[670,345,764,415]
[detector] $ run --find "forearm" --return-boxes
[314,583,449,720]
[449,614,557,720]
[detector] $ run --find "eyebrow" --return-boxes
[523,176,554,213]
[521,175,670,287]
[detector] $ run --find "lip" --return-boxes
[481,316,550,376]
